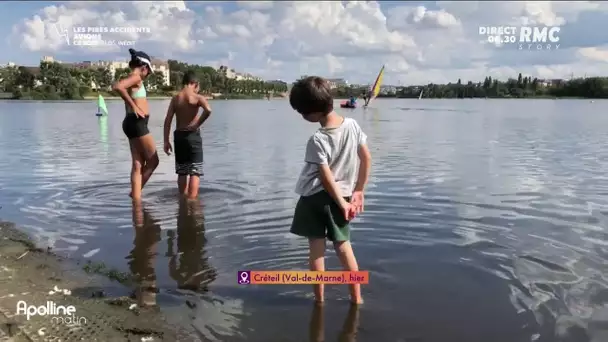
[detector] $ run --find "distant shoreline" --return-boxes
[0,94,599,102]
[1,98,599,102]
[1,95,284,101]
[0,88,288,101]
[81,95,276,101]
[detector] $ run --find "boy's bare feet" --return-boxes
[129,191,142,201]
[350,297,363,305]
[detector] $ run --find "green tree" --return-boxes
[517,73,523,88]
[8,60,608,101]
[93,68,112,91]
[144,71,166,90]
[114,68,131,82]
[0,67,16,92]
[15,67,36,91]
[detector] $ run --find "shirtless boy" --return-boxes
[163,71,212,199]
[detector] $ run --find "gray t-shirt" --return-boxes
[295,117,367,197]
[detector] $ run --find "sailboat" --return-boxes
[96,94,108,117]
[364,65,385,108]
[418,89,423,100]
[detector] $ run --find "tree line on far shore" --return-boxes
[352,73,607,99]
[0,60,289,100]
[1,60,607,100]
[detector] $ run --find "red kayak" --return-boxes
[340,102,356,108]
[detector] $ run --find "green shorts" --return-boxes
[290,191,352,242]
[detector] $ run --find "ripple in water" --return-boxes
[2,99,608,341]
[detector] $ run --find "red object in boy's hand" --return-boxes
[347,206,357,220]
[341,203,357,221]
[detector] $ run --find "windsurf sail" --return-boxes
[418,89,423,100]
[97,94,108,116]
[365,65,384,107]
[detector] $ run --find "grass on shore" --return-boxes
[82,260,133,285]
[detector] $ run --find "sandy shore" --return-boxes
[0,221,199,341]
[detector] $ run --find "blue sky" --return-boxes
[3,1,608,85]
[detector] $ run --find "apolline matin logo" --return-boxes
[16,300,87,325]
[478,25,561,50]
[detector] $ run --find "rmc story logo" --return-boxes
[478,25,561,50]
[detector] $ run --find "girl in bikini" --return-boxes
[112,48,159,200]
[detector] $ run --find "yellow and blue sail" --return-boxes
[367,65,384,106]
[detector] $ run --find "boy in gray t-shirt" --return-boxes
[289,76,372,304]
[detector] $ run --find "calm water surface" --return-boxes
[1,99,608,342]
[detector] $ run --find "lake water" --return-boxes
[1,98,607,342]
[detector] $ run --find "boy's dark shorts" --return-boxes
[174,130,203,176]
[290,190,351,242]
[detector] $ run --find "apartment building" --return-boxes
[236,72,262,81]
[150,58,170,86]
[40,56,170,87]
[326,78,348,89]
[537,79,563,87]
[218,65,236,79]
[267,80,287,86]
[91,59,170,86]
[41,56,57,63]
[379,85,398,94]
[218,65,262,81]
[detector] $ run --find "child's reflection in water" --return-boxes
[127,199,161,307]
[167,198,217,291]
[309,304,361,342]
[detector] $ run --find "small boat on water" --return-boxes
[340,102,357,109]
[96,94,108,117]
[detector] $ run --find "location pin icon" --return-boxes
[238,271,250,284]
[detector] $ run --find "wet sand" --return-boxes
[0,221,198,342]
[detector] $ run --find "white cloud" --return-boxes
[388,6,461,30]
[5,1,608,85]
[578,47,608,63]
[9,1,196,56]
[236,1,274,10]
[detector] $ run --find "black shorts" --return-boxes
[290,191,352,242]
[122,114,150,139]
[174,130,203,176]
